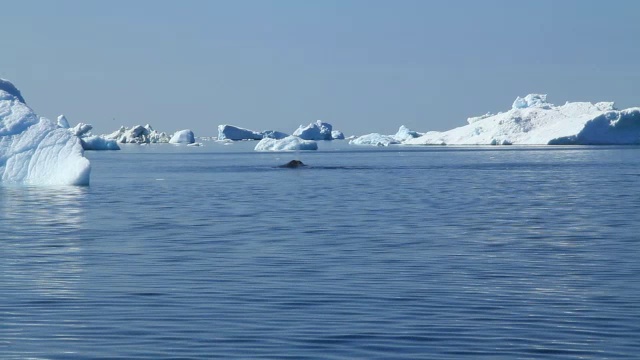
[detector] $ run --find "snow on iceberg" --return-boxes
[218,124,263,141]
[0,79,90,185]
[293,120,333,140]
[254,136,318,151]
[169,129,195,144]
[405,94,640,145]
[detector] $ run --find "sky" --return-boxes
[2,0,640,137]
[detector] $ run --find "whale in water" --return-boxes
[279,160,306,168]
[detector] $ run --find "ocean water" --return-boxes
[1,142,640,359]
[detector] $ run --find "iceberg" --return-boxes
[60,116,120,150]
[405,94,640,145]
[254,136,318,151]
[169,129,195,144]
[218,124,263,141]
[69,122,93,137]
[105,124,170,144]
[0,79,91,185]
[331,130,345,140]
[293,120,333,140]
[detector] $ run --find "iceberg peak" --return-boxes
[512,94,551,110]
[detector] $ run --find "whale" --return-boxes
[279,160,306,168]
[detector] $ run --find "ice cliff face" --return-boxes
[405,94,640,145]
[0,79,91,185]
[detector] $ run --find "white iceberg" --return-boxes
[105,124,170,144]
[169,129,195,144]
[293,120,333,140]
[0,79,90,185]
[254,136,318,151]
[218,124,263,141]
[405,94,640,145]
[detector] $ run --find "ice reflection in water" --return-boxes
[0,186,86,298]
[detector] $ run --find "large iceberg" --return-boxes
[0,79,91,185]
[293,120,334,140]
[218,124,263,141]
[254,136,318,151]
[405,95,640,145]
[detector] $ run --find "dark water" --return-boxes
[2,143,640,359]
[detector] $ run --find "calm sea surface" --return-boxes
[1,142,640,359]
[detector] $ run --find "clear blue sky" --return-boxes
[2,0,639,136]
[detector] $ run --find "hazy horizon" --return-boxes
[2,0,640,137]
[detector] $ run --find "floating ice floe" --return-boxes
[254,136,318,151]
[405,94,640,145]
[169,129,195,144]
[0,79,91,185]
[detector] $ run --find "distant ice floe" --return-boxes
[0,79,91,185]
[404,94,640,145]
[254,136,318,151]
